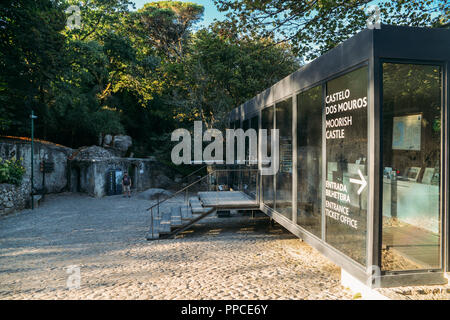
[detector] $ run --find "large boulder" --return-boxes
[0,181,30,216]
[72,146,116,160]
[137,188,173,200]
[102,134,113,147]
[154,173,174,189]
[113,135,132,155]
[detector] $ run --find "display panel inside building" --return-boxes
[324,66,369,266]
[381,63,442,271]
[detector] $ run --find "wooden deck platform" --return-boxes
[198,191,259,209]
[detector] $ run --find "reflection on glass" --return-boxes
[275,98,293,219]
[243,119,250,165]
[325,66,368,266]
[297,86,322,237]
[262,106,275,208]
[381,63,442,271]
[248,116,259,199]
[241,119,250,193]
[231,119,241,189]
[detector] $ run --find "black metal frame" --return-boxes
[228,25,450,287]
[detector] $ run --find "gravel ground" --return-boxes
[0,192,447,300]
[0,193,353,300]
[376,285,449,300]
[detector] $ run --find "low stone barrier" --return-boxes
[0,181,30,216]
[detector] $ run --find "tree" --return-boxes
[213,0,449,61]
[47,39,125,147]
[135,1,204,62]
[0,0,303,160]
[0,0,129,146]
[64,0,133,41]
[182,28,300,129]
[0,0,67,137]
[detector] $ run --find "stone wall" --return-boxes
[1,138,182,200]
[0,138,73,194]
[0,181,30,216]
[69,158,181,197]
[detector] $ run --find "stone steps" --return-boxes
[146,216,161,240]
[147,195,213,240]
[181,206,193,220]
[159,211,172,234]
[170,206,183,227]
[189,197,210,214]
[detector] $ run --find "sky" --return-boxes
[131,0,227,28]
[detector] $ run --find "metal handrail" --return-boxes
[147,168,258,211]
[147,172,213,211]
[148,171,213,239]
[181,165,207,181]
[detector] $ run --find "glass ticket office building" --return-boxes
[228,25,449,287]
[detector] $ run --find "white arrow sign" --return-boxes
[350,169,367,195]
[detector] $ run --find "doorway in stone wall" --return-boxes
[128,164,138,191]
[70,166,81,193]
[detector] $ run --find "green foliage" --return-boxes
[135,1,204,61]
[1,0,445,162]
[0,157,26,186]
[0,0,132,147]
[213,0,449,61]
[181,27,300,129]
[0,0,67,136]
[64,0,134,41]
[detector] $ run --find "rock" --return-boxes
[400,289,412,295]
[137,188,173,200]
[0,183,29,216]
[73,146,116,160]
[154,174,173,188]
[416,288,428,295]
[3,207,14,215]
[103,134,113,147]
[113,135,132,153]
[32,195,42,208]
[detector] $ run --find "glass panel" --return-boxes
[297,86,322,237]
[262,106,275,209]
[250,115,259,166]
[243,119,250,165]
[241,119,250,194]
[248,116,259,199]
[325,66,369,266]
[232,119,241,188]
[276,98,293,219]
[381,63,442,271]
